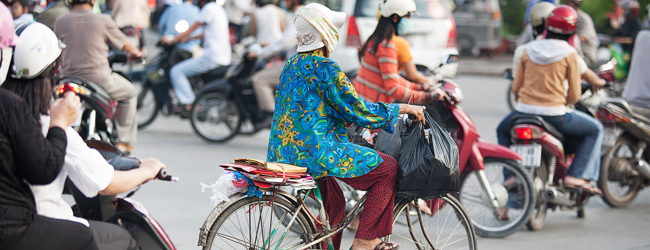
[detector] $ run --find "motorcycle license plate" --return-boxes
[510,144,542,167]
[602,127,619,148]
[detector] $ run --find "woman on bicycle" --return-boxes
[353,0,446,104]
[267,3,424,250]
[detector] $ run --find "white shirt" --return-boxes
[30,116,114,226]
[198,2,231,65]
[255,7,301,59]
[254,4,284,45]
[13,13,35,26]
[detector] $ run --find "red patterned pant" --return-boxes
[316,152,398,250]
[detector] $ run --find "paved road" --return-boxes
[124,74,650,250]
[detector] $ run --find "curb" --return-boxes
[458,58,512,76]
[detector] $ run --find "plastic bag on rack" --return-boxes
[396,112,460,200]
[200,171,263,206]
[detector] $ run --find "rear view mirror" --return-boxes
[441,54,460,65]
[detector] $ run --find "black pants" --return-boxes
[5,215,98,250]
[89,221,138,250]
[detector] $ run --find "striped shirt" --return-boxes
[353,38,432,104]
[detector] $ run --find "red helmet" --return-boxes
[545,5,578,35]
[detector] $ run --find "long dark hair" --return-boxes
[358,15,399,61]
[0,60,59,119]
[545,30,572,41]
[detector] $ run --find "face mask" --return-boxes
[397,17,412,36]
[0,47,13,86]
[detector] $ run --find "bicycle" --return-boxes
[197,175,477,250]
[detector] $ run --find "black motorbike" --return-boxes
[67,140,178,250]
[596,99,650,207]
[188,52,277,143]
[53,51,140,153]
[130,42,229,129]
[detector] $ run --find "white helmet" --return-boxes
[11,22,63,79]
[379,0,416,18]
[529,2,555,28]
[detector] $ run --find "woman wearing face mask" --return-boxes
[353,0,446,105]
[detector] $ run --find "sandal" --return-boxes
[563,177,602,196]
[373,241,399,250]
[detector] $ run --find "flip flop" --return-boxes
[564,183,602,196]
[374,241,399,250]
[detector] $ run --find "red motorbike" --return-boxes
[422,67,534,238]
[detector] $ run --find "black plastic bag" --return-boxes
[374,119,405,161]
[396,112,460,200]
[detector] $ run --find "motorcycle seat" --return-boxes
[511,113,565,141]
[201,66,229,82]
[629,105,650,123]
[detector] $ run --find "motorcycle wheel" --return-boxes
[507,83,516,110]
[190,92,242,143]
[133,80,159,130]
[458,158,535,238]
[527,157,549,231]
[598,136,642,208]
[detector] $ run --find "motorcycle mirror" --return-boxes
[175,20,189,33]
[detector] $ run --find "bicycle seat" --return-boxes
[511,113,565,141]
[201,66,229,82]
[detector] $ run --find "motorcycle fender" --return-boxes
[197,189,305,247]
[196,78,231,97]
[476,140,523,161]
[110,198,176,250]
[467,144,485,171]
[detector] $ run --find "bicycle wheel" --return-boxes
[458,158,535,237]
[204,195,317,250]
[389,194,477,250]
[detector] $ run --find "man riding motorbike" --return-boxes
[621,6,650,117]
[497,5,604,194]
[35,0,70,30]
[170,0,230,118]
[2,21,167,250]
[158,0,202,62]
[613,0,642,55]
[248,0,304,130]
[565,0,598,67]
[11,0,34,26]
[55,0,143,154]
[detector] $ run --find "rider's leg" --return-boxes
[88,220,138,250]
[542,111,602,190]
[252,61,284,128]
[496,110,517,147]
[106,73,138,147]
[574,111,603,181]
[314,176,346,250]
[170,56,220,106]
[338,152,398,250]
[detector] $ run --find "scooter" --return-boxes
[595,99,650,207]
[68,140,178,250]
[420,55,535,238]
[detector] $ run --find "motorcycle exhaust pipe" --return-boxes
[632,159,650,180]
[543,188,575,207]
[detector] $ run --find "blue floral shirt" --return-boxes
[267,50,401,179]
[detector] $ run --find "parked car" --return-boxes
[452,0,502,56]
[313,0,460,78]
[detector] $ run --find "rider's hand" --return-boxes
[160,36,172,45]
[247,51,258,60]
[431,88,448,101]
[49,92,81,129]
[139,158,166,180]
[399,104,426,125]
[422,81,435,91]
[128,50,143,60]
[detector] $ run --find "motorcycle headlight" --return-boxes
[450,86,464,104]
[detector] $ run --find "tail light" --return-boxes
[596,107,631,123]
[446,18,457,48]
[55,83,87,97]
[513,125,543,140]
[346,16,361,47]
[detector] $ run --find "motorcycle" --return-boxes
[418,55,535,238]
[188,47,282,142]
[506,77,614,230]
[595,99,650,207]
[67,140,178,250]
[53,51,142,152]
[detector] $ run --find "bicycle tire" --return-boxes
[203,195,317,250]
[389,194,477,250]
